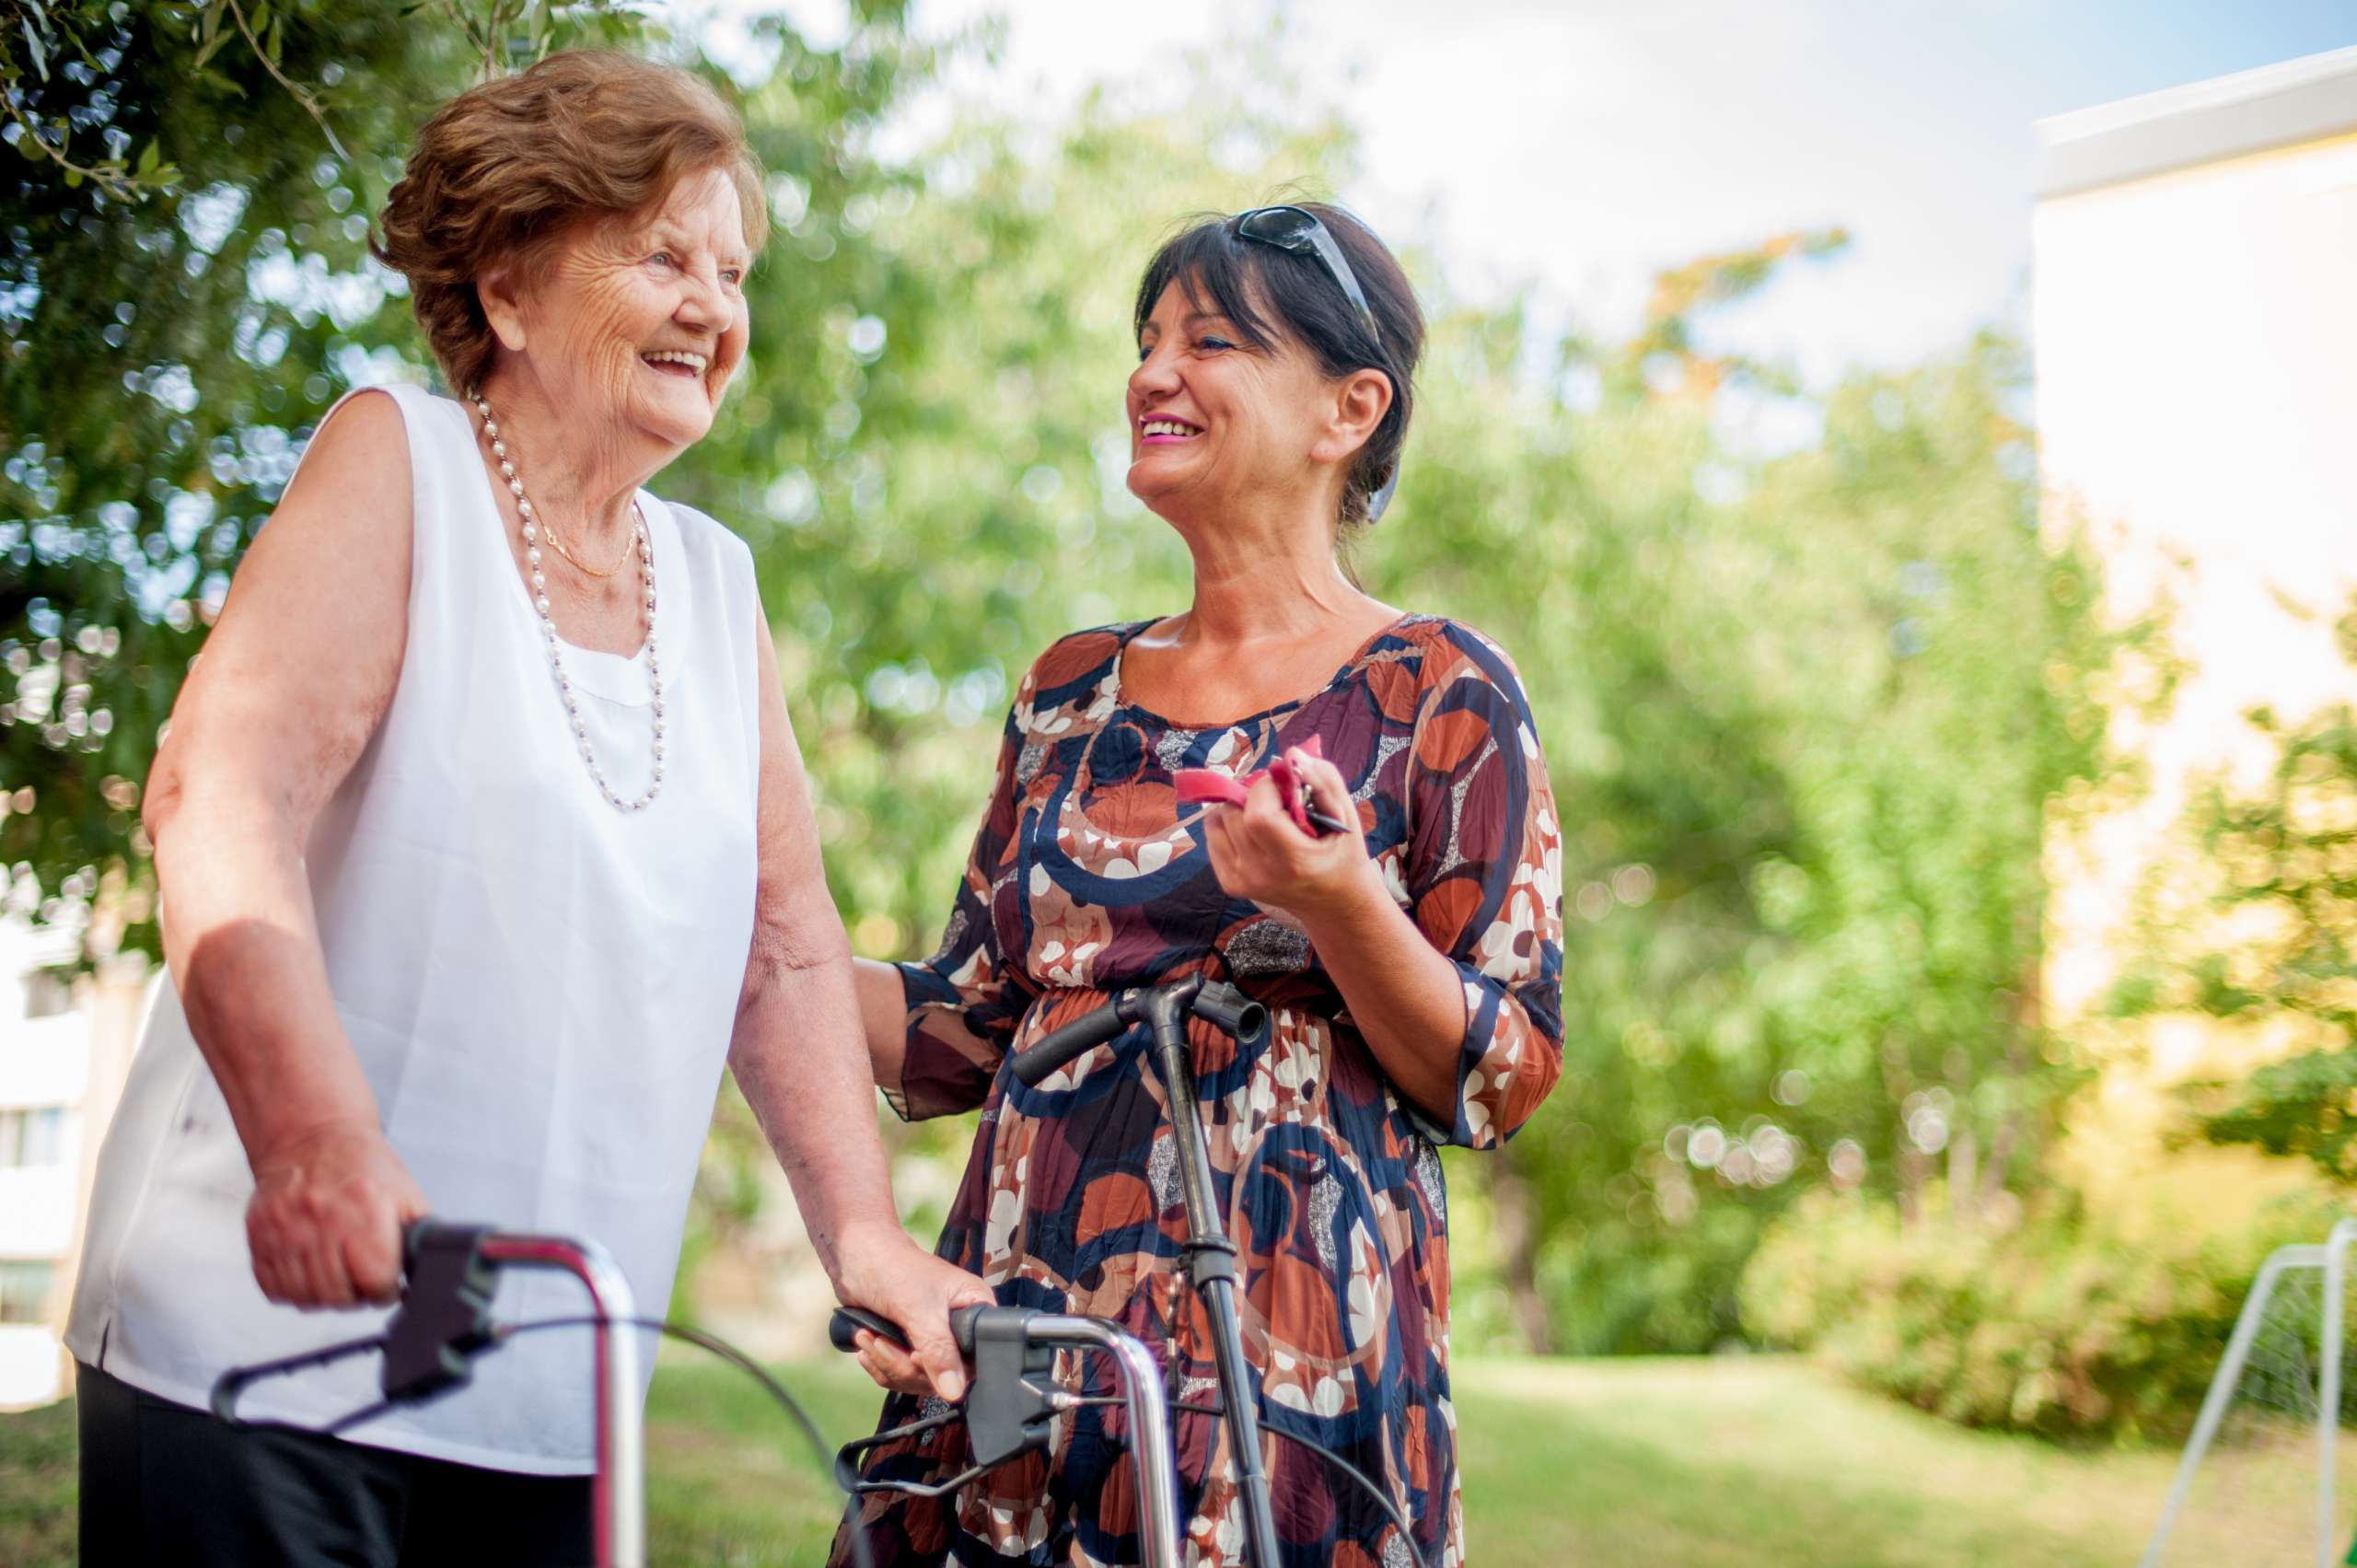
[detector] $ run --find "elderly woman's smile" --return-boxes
[490,164,751,458]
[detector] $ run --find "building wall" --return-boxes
[2034,67,2357,1214]
[0,921,145,1408]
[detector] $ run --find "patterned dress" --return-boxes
[832,613,1564,1568]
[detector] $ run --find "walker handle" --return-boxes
[828,1303,984,1357]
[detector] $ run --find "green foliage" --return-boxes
[3,1,185,202]
[1740,1187,2338,1440]
[2200,1047,2357,1175]
[1433,329,2129,1352]
[2128,654,2357,1180]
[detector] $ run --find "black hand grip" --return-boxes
[1010,993,1134,1086]
[829,1306,910,1353]
[829,1304,987,1357]
[1192,981,1268,1048]
[401,1216,451,1276]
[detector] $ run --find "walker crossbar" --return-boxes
[830,1304,1184,1568]
[210,1223,646,1568]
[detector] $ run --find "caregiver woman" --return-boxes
[838,203,1565,1568]
[65,51,982,1566]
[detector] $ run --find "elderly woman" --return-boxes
[835,204,1564,1568]
[64,52,983,1564]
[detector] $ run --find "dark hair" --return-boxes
[1132,203,1424,528]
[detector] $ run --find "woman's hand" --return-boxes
[1201,746,1382,923]
[831,1224,995,1400]
[245,1119,429,1309]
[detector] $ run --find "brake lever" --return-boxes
[833,1406,977,1496]
[378,1221,500,1407]
[830,1305,1060,1494]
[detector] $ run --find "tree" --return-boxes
[6,2,435,959]
[2125,606,2357,1180]
[0,2,920,965]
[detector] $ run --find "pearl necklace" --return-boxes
[469,389,665,813]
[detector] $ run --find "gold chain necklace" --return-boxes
[472,404,633,577]
[538,514,633,578]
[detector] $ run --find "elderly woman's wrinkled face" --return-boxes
[494,166,750,452]
[1125,279,1339,521]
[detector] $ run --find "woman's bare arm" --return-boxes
[143,389,427,1307]
[726,621,990,1400]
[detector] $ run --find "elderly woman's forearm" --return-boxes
[150,792,383,1167]
[731,938,906,1274]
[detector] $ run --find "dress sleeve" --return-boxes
[1399,629,1566,1148]
[888,698,1037,1121]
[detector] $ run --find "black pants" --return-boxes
[76,1360,597,1566]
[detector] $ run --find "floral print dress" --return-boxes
[832,613,1564,1568]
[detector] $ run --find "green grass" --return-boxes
[0,1353,2282,1565]
[0,1394,74,1568]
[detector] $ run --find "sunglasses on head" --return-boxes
[1232,205,1385,350]
[1229,205,1400,521]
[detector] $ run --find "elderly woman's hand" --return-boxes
[246,1120,429,1309]
[831,1224,994,1401]
[1202,745,1382,924]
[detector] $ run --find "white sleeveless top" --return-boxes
[66,382,763,1473]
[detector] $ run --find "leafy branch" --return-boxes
[215,0,347,159]
[0,0,177,198]
[2136,657,2357,1182]
[428,0,647,83]
[2,0,356,202]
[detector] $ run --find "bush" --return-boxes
[1739,1187,2343,1441]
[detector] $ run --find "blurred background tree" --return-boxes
[6,0,439,958]
[2112,604,2357,1182]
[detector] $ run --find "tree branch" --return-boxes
[1,87,141,201]
[223,0,347,160]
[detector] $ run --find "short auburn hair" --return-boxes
[373,51,767,393]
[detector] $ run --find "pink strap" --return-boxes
[1175,736,1325,834]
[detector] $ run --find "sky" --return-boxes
[704,0,2357,387]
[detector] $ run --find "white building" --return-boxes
[2035,47,2357,1212]
[0,916,145,1407]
